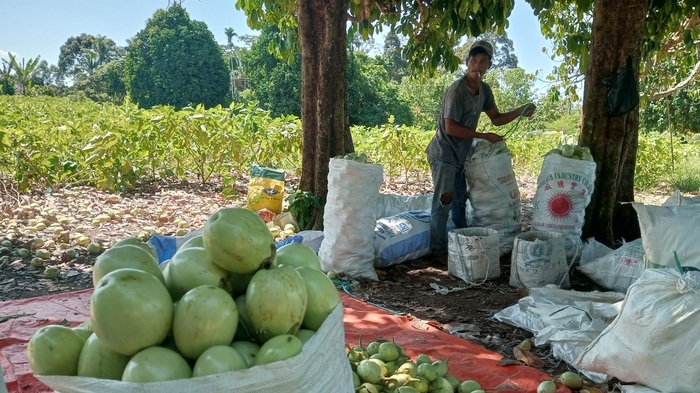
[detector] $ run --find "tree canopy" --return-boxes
[58,34,122,81]
[124,4,230,109]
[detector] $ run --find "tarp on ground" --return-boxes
[1,289,570,393]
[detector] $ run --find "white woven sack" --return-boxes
[37,304,353,393]
[562,234,583,266]
[632,203,700,270]
[448,227,500,283]
[531,154,596,237]
[662,189,700,206]
[319,158,383,280]
[575,269,700,392]
[375,193,432,219]
[577,238,644,293]
[465,143,521,255]
[509,231,569,289]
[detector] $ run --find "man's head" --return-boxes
[465,40,493,79]
[468,40,493,62]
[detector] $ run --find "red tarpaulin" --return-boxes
[1,290,569,393]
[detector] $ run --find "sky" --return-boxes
[0,0,556,92]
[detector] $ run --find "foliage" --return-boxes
[236,0,514,75]
[58,34,122,80]
[669,156,700,193]
[525,0,700,101]
[242,26,302,117]
[0,60,14,95]
[635,131,700,190]
[0,96,301,194]
[31,61,63,90]
[73,60,127,103]
[240,25,413,127]
[0,96,696,195]
[287,190,323,230]
[346,52,414,127]
[1,53,41,95]
[382,30,409,83]
[640,91,700,134]
[397,73,451,130]
[352,120,431,188]
[123,4,230,109]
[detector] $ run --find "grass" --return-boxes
[669,158,700,193]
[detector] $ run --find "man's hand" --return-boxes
[482,132,503,143]
[521,103,536,117]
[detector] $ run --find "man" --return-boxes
[425,40,536,261]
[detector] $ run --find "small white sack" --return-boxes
[465,141,522,255]
[448,227,500,283]
[319,158,383,280]
[374,209,431,268]
[37,304,353,393]
[632,203,700,270]
[531,154,596,237]
[509,231,569,289]
[575,269,700,392]
[577,238,644,293]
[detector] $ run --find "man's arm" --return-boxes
[444,119,503,143]
[484,103,536,126]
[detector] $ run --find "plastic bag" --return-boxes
[603,55,639,117]
[246,165,285,214]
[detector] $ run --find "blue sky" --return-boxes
[0,0,555,88]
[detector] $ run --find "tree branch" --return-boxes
[649,59,700,100]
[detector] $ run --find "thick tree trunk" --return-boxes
[297,0,354,230]
[580,0,647,247]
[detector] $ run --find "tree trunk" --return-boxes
[297,0,354,230]
[580,0,648,247]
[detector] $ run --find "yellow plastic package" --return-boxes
[246,165,285,214]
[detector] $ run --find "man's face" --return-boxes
[467,53,491,78]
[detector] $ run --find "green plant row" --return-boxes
[1,95,698,196]
[0,95,302,194]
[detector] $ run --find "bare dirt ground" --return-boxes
[0,173,673,391]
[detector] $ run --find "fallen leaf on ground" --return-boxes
[512,346,545,368]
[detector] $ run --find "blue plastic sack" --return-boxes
[147,235,179,264]
[275,235,303,249]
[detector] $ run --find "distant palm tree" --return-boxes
[93,35,115,66]
[7,53,40,94]
[79,50,100,75]
[224,27,237,48]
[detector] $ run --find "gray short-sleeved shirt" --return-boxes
[426,78,496,165]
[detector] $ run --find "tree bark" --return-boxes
[297,0,354,230]
[580,0,648,247]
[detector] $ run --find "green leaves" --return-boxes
[0,96,302,193]
[287,190,322,230]
[124,4,229,110]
